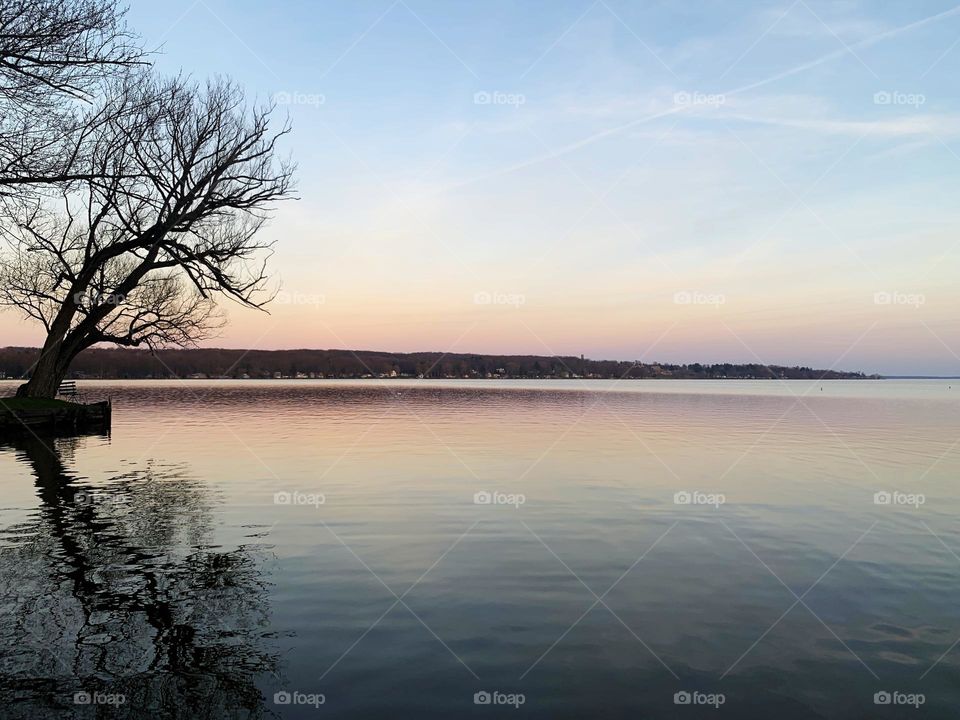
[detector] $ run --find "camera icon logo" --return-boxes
[674,691,692,704]
[873,91,891,105]
[474,691,491,705]
[274,491,292,505]
[874,491,891,505]
[674,491,692,505]
[474,91,491,105]
[273,691,292,705]
[73,692,92,705]
[474,491,492,505]
[874,691,891,705]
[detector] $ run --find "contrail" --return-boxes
[728,2,960,95]
[444,3,960,190]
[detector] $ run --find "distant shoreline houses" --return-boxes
[159,369,869,381]
[0,346,877,382]
[14,371,879,381]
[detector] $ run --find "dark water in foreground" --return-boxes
[0,379,958,718]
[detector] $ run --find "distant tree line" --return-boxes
[0,346,877,381]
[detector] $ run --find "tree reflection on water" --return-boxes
[0,433,278,718]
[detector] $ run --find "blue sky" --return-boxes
[4,0,959,374]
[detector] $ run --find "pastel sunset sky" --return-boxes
[2,0,959,375]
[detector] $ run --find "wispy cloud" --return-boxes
[443,2,960,190]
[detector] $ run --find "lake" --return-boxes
[1,379,958,718]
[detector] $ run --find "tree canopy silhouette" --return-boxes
[0,0,146,189]
[1,72,295,397]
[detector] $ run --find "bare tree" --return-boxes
[0,0,145,188]
[0,73,295,397]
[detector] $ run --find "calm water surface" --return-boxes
[1,379,958,718]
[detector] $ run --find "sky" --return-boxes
[3,0,960,375]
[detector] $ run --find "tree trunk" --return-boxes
[15,300,80,398]
[16,340,72,398]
